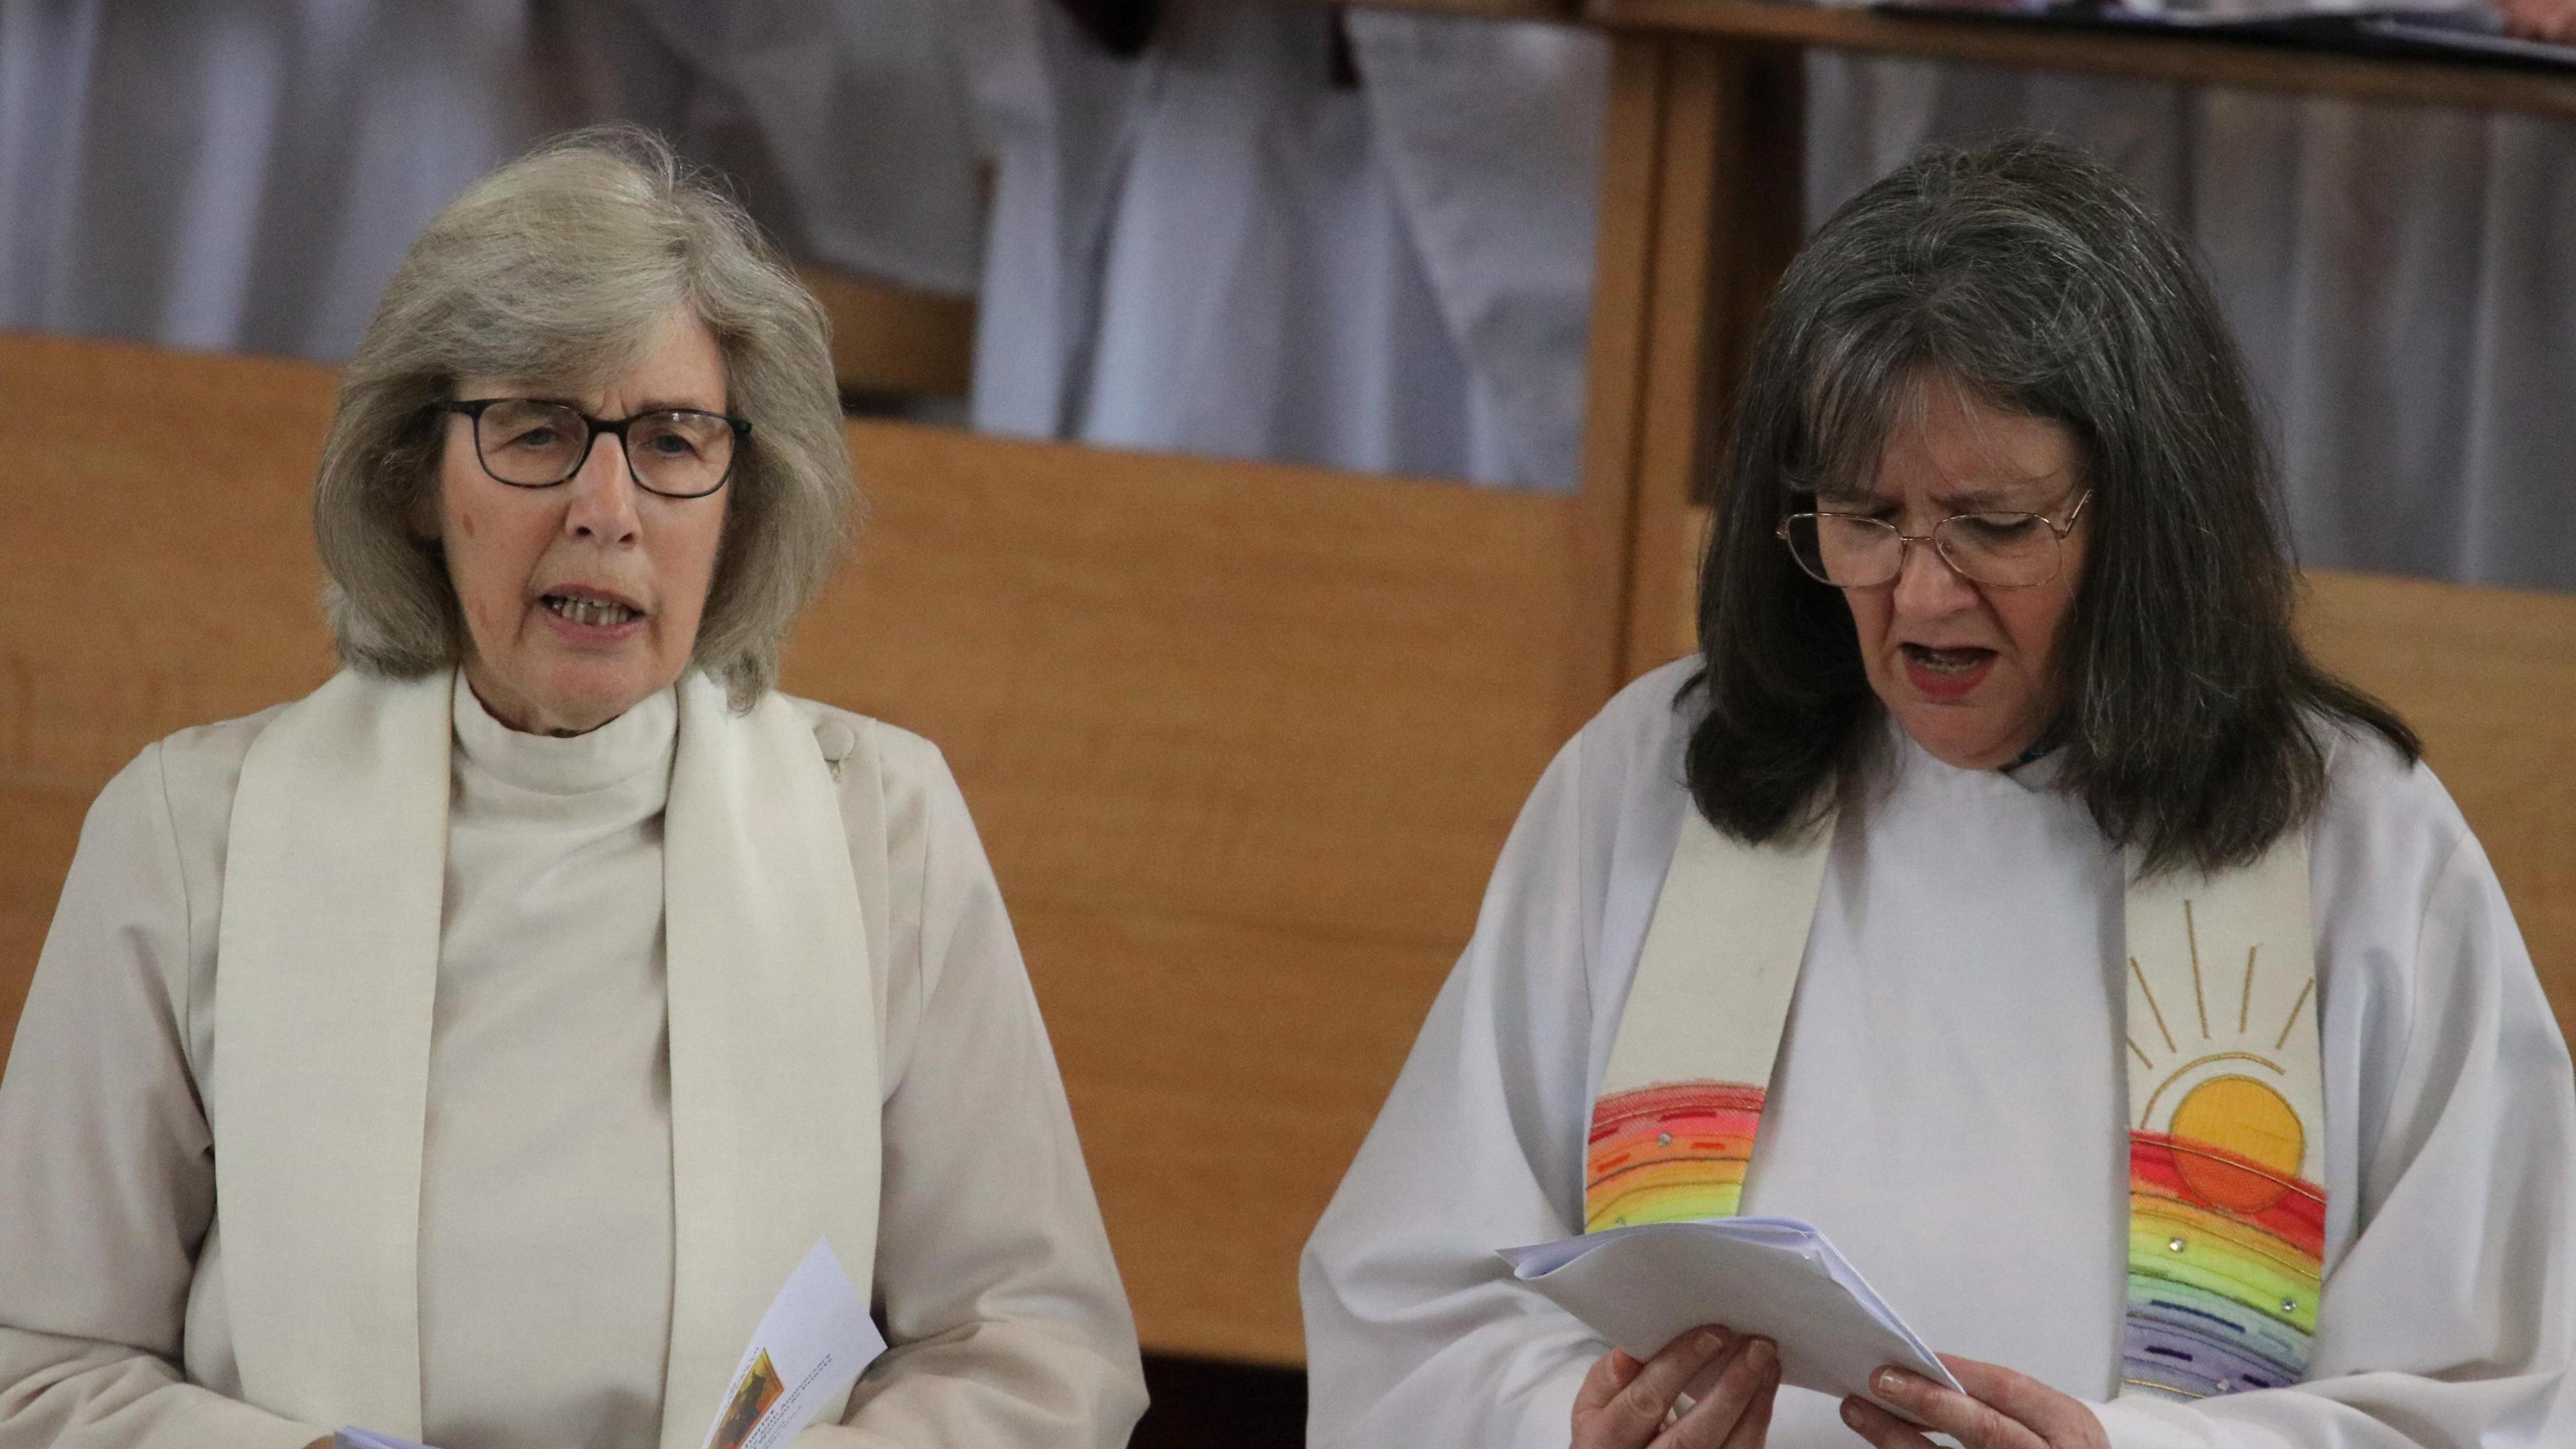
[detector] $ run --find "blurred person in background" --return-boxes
[0,0,985,363]
[964,0,1607,490]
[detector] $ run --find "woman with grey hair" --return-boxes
[0,131,1146,1449]
[1302,138,2573,1449]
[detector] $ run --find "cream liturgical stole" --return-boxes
[211,669,885,1449]
[1587,807,2324,1402]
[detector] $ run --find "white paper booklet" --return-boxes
[699,1238,890,1449]
[1499,1217,1963,1415]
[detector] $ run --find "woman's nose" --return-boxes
[561,433,642,543]
[1890,533,1977,616]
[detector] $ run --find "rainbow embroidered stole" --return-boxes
[1583,810,2324,1401]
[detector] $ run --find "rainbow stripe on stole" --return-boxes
[1586,808,2322,1403]
[1585,1081,1767,1230]
[2123,1132,2324,1396]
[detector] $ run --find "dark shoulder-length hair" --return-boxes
[1686,136,2414,875]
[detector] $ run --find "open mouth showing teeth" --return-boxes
[1902,643,1994,674]
[543,594,641,628]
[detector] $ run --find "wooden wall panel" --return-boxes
[1,334,341,1060]
[2300,571,2576,1048]
[796,422,1593,1360]
[798,268,976,401]
[806,423,1590,947]
[0,790,90,1071]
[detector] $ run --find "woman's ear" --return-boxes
[405,456,446,544]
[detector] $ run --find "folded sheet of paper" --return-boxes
[700,1238,890,1449]
[335,1433,431,1449]
[1500,1217,1962,1416]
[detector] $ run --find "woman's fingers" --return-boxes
[1611,1329,1734,1438]
[1574,1328,1734,1449]
[1574,1348,1647,1415]
[1856,1365,2047,1449]
[1839,1394,1937,1449]
[1937,1355,2108,1448]
[2493,0,2576,40]
[1679,1330,1782,1444]
[1656,1335,1778,1449]
[1711,1350,1782,1449]
[2499,0,2576,42]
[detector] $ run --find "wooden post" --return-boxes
[1566,36,1672,730]
[1629,40,1806,679]
[1574,34,1806,686]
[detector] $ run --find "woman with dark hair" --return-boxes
[1301,138,2573,1449]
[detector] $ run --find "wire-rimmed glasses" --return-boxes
[436,398,751,499]
[1775,490,2092,588]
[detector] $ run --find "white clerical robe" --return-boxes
[1302,658,2574,1448]
[0,688,1144,1449]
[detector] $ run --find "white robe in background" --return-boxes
[1302,658,2574,1449]
[0,687,1144,1449]
[949,0,1163,441]
[0,1,579,362]
[961,0,1607,492]
[0,0,986,364]
[578,0,986,299]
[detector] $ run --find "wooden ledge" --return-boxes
[1338,0,1581,17]
[1588,0,2576,117]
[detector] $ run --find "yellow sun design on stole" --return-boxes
[2165,1075,2303,1212]
[2129,900,2322,1199]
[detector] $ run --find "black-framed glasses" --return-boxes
[1775,490,2092,589]
[436,398,751,499]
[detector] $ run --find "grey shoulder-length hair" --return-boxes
[1684,136,2416,875]
[315,126,853,708]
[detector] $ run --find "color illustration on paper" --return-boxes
[711,1348,786,1449]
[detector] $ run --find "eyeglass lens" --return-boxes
[1785,513,2065,588]
[474,399,735,497]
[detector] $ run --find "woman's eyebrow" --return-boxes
[1937,486,2021,511]
[1814,488,1889,510]
[1932,478,2068,512]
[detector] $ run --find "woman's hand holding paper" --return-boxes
[2497,0,2576,42]
[1572,1326,1780,1449]
[1839,1356,2108,1449]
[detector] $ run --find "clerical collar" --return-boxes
[2000,729,2066,793]
[453,678,678,798]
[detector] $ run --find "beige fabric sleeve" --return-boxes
[816,720,1148,1449]
[0,745,322,1449]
